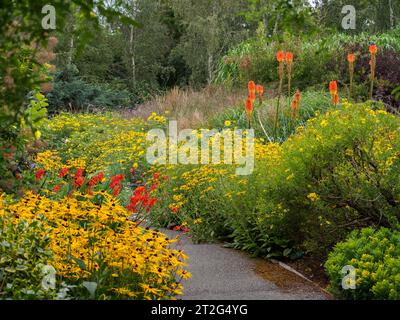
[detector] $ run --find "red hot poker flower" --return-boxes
[277,51,285,63]
[369,44,378,55]
[285,52,293,63]
[329,81,338,96]
[347,53,356,63]
[248,91,256,103]
[256,85,264,96]
[333,93,340,106]
[248,81,256,94]
[245,98,254,113]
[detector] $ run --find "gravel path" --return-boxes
[162,229,330,300]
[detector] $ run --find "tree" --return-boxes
[0,0,138,186]
[243,0,318,38]
[170,0,249,85]
[315,0,399,33]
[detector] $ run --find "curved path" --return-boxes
[163,229,330,300]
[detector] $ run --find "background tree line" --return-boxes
[47,0,400,112]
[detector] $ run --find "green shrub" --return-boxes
[325,227,400,300]
[46,66,134,114]
[258,102,400,255]
[0,208,68,299]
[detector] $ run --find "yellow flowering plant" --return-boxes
[1,191,190,300]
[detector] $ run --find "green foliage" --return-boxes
[215,28,400,93]
[153,102,400,260]
[325,227,400,300]
[317,0,400,33]
[0,211,63,299]
[45,66,135,114]
[208,90,332,141]
[258,102,400,254]
[242,0,319,38]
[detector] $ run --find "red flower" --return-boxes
[74,176,85,188]
[347,53,356,63]
[53,184,62,193]
[248,81,256,94]
[285,52,293,63]
[163,175,169,182]
[89,172,104,187]
[110,174,124,189]
[256,85,264,96]
[59,167,69,178]
[248,91,256,103]
[172,225,181,231]
[329,81,338,96]
[369,44,378,55]
[245,98,254,113]
[332,94,340,106]
[182,226,190,233]
[134,186,146,195]
[277,51,285,63]
[291,90,302,118]
[171,207,179,214]
[35,169,46,182]
[149,198,158,207]
[112,184,122,196]
[153,172,161,180]
[74,168,85,188]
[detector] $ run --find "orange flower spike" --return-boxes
[291,90,302,118]
[277,51,285,62]
[347,54,355,100]
[347,53,356,63]
[256,85,264,97]
[245,98,254,113]
[369,44,378,55]
[248,81,256,94]
[294,89,302,103]
[285,52,293,64]
[329,81,338,96]
[248,91,256,103]
[333,93,340,106]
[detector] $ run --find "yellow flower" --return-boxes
[320,119,328,127]
[307,192,320,202]
[35,130,41,140]
[224,120,231,127]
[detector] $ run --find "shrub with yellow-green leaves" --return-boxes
[325,227,400,300]
[263,101,400,254]
[0,192,190,300]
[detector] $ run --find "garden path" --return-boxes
[162,229,330,300]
